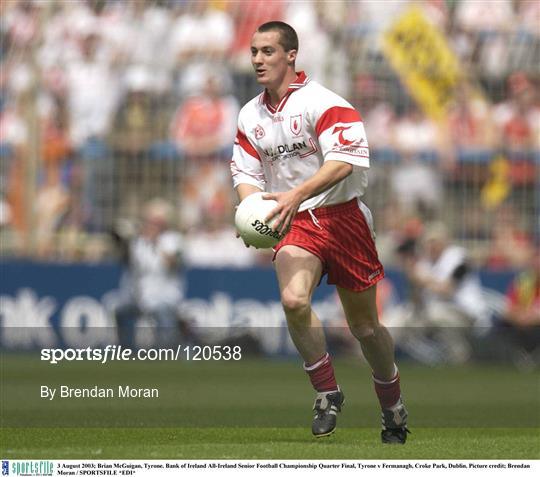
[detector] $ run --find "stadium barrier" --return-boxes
[0,261,515,356]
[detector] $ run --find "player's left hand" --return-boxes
[263,189,303,234]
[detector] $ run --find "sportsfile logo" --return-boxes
[8,461,53,476]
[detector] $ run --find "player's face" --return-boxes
[250,30,296,90]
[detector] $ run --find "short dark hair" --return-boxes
[257,21,298,52]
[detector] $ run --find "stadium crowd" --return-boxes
[0,0,538,368]
[0,0,538,268]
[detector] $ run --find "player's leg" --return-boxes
[275,245,344,437]
[275,245,325,363]
[337,284,409,444]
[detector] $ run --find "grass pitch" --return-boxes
[2,428,539,460]
[1,355,539,459]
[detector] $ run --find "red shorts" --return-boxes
[273,198,384,292]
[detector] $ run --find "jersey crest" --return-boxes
[254,124,265,140]
[290,114,302,136]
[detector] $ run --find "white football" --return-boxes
[235,192,286,249]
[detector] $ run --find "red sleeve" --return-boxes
[315,106,362,137]
[235,129,261,162]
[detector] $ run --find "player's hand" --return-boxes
[263,189,303,235]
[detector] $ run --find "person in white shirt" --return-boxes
[398,222,489,364]
[110,199,184,349]
[230,22,408,444]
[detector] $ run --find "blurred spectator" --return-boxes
[35,163,70,258]
[493,72,539,152]
[3,0,41,54]
[1,96,28,235]
[516,0,540,36]
[384,222,489,364]
[363,99,396,150]
[390,106,442,220]
[113,0,174,94]
[180,162,234,231]
[446,84,495,153]
[65,26,119,148]
[108,198,185,349]
[111,65,159,155]
[495,252,540,369]
[228,0,283,71]
[455,0,514,33]
[352,0,411,50]
[170,67,238,160]
[505,253,540,326]
[453,0,515,76]
[63,25,119,231]
[285,1,349,97]
[169,0,233,66]
[184,203,259,268]
[486,204,533,270]
[227,0,284,103]
[34,93,72,258]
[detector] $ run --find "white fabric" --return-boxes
[128,231,184,312]
[303,353,329,371]
[183,227,257,268]
[417,245,488,324]
[231,76,370,211]
[169,10,233,58]
[66,60,120,146]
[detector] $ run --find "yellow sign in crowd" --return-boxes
[383,7,461,121]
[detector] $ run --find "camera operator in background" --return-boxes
[108,198,185,349]
[385,222,489,364]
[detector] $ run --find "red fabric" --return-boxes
[171,98,225,140]
[373,372,401,409]
[305,354,338,392]
[504,116,531,145]
[235,129,261,161]
[229,0,284,54]
[273,199,384,292]
[262,72,308,113]
[315,106,363,136]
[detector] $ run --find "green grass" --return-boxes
[2,428,539,459]
[1,354,539,459]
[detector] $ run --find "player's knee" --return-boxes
[349,323,379,341]
[281,290,310,316]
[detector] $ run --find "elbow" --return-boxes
[339,162,353,179]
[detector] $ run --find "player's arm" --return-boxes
[231,123,265,200]
[236,183,264,202]
[264,160,352,234]
[266,102,368,233]
[230,121,266,245]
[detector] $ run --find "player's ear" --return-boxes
[287,49,297,65]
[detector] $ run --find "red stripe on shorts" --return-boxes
[274,199,384,292]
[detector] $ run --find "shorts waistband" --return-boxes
[296,198,358,219]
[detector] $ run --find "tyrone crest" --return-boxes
[290,114,302,136]
[254,124,265,140]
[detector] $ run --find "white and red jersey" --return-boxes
[231,72,370,211]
